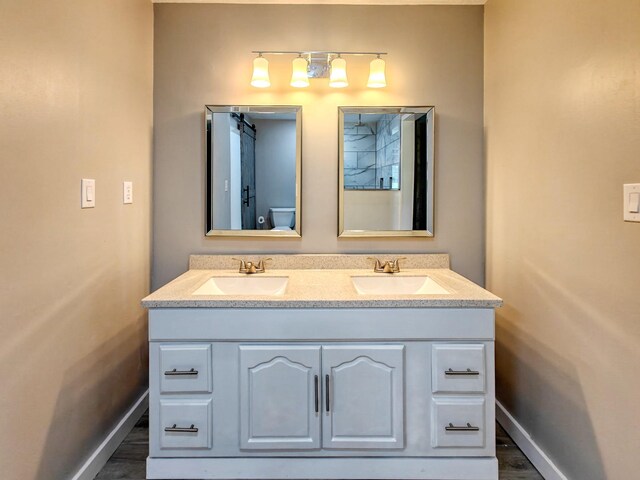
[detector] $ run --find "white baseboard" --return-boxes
[70,389,149,480]
[496,400,568,480]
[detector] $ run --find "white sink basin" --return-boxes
[193,276,288,296]
[351,275,450,295]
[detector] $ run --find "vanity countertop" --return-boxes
[142,256,502,309]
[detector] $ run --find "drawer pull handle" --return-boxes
[164,368,198,376]
[445,422,480,432]
[314,375,319,413]
[445,368,480,376]
[164,424,198,433]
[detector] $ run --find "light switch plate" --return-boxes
[623,183,640,222]
[123,181,133,204]
[81,179,95,208]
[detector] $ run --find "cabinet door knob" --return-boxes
[444,368,479,376]
[445,422,479,432]
[164,368,199,376]
[164,424,199,433]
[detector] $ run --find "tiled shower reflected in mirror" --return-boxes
[343,113,401,190]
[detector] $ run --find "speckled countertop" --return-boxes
[142,254,502,309]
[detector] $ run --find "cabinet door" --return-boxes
[239,345,321,450]
[322,345,405,449]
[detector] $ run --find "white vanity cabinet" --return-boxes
[146,307,498,480]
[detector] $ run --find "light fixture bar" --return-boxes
[251,50,387,57]
[249,50,388,87]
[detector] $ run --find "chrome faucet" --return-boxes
[232,258,272,274]
[368,257,406,274]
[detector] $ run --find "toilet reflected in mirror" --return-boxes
[205,106,301,237]
[269,207,296,231]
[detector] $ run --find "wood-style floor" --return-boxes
[95,412,543,480]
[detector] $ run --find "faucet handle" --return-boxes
[232,257,247,273]
[367,257,384,273]
[390,257,407,272]
[256,258,272,273]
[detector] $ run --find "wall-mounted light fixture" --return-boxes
[290,55,310,88]
[329,55,349,88]
[250,51,387,89]
[250,53,271,88]
[367,55,387,88]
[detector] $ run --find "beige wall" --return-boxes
[153,3,485,289]
[485,1,640,478]
[0,1,153,479]
[344,190,402,231]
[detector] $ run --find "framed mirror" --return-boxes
[338,106,435,237]
[206,105,301,237]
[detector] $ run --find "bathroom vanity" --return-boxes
[142,255,502,480]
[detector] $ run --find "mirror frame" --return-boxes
[205,105,302,237]
[338,106,435,238]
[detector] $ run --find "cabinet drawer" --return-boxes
[432,397,485,449]
[432,344,485,393]
[159,399,212,450]
[159,344,212,393]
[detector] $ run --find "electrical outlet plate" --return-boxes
[623,183,640,222]
[123,181,133,204]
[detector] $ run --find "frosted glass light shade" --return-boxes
[251,56,270,88]
[367,57,386,88]
[290,57,309,88]
[329,57,348,88]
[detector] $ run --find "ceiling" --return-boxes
[152,1,486,4]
